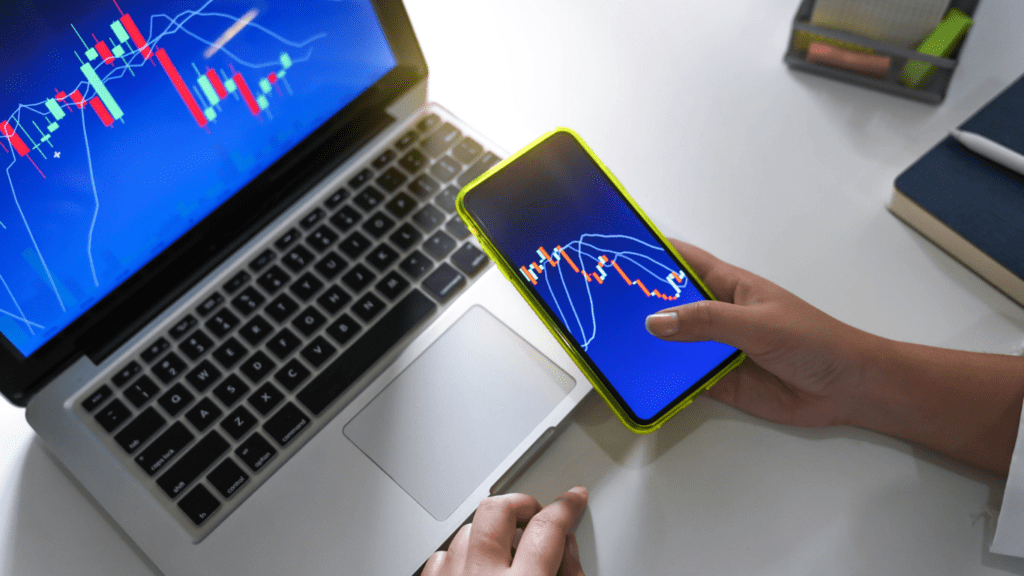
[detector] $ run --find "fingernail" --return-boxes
[569,486,588,498]
[645,312,678,337]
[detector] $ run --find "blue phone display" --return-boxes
[463,132,740,423]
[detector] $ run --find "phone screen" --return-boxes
[463,131,741,424]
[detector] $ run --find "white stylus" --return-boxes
[950,128,1024,178]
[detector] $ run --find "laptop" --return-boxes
[0,2,591,574]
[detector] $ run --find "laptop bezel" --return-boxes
[0,0,428,406]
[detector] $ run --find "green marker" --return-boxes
[900,9,973,89]
[280,52,292,69]
[259,78,272,94]
[45,98,66,121]
[111,20,130,43]
[85,47,99,61]
[80,62,125,120]
[256,95,269,110]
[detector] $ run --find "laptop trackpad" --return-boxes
[343,306,575,520]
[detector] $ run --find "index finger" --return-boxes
[668,239,743,303]
[512,487,588,574]
[465,493,543,569]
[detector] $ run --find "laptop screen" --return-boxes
[0,1,397,357]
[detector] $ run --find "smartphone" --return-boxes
[456,128,745,433]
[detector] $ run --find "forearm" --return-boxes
[846,336,1024,475]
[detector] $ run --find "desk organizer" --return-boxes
[784,0,980,104]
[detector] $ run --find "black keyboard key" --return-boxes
[158,383,195,416]
[235,433,277,472]
[112,361,142,387]
[221,406,257,440]
[283,245,316,272]
[329,205,361,232]
[317,285,352,315]
[81,385,113,412]
[385,192,418,219]
[423,230,457,260]
[453,137,483,164]
[212,337,248,369]
[314,252,347,279]
[341,263,376,292]
[265,293,300,323]
[301,336,337,368]
[375,167,407,193]
[213,374,249,407]
[292,306,326,337]
[141,338,171,363]
[240,351,276,384]
[348,167,372,189]
[299,207,326,230]
[446,215,472,240]
[153,352,187,383]
[124,374,160,408]
[178,485,220,526]
[354,186,385,211]
[362,212,395,238]
[205,308,240,338]
[179,329,214,361]
[412,204,445,232]
[457,152,501,187]
[376,271,410,301]
[239,315,274,346]
[372,148,396,170]
[207,459,248,499]
[196,293,224,317]
[256,265,291,294]
[185,397,223,432]
[399,251,434,280]
[398,148,427,173]
[422,123,461,157]
[274,228,302,250]
[248,382,285,415]
[423,264,467,302]
[305,225,339,252]
[231,287,265,316]
[135,422,194,476]
[435,185,459,214]
[451,243,489,277]
[326,314,361,346]
[114,407,166,453]
[389,223,422,251]
[186,360,222,392]
[95,399,131,432]
[169,315,198,340]
[157,432,230,498]
[430,155,461,182]
[366,244,399,271]
[417,113,440,132]
[275,359,311,391]
[298,291,436,415]
[324,188,349,209]
[352,292,385,322]
[267,329,302,359]
[408,173,440,199]
[339,231,372,259]
[249,249,275,272]
[290,272,324,301]
[263,403,310,447]
[395,130,418,150]
[223,270,251,295]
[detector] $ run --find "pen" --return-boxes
[949,128,1024,178]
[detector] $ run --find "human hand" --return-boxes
[422,487,588,576]
[644,240,878,427]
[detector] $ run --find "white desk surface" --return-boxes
[2,0,1024,574]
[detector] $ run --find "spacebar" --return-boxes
[297,289,437,415]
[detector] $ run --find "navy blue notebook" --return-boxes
[891,73,1024,305]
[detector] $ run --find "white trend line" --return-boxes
[0,309,44,330]
[0,273,41,333]
[5,161,66,312]
[81,108,100,287]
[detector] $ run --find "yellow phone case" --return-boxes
[456,128,746,434]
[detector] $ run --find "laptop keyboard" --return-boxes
[77,109,500,533]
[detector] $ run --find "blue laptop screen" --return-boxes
[0,1,397,356]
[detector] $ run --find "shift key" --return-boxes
[156,432,230,498]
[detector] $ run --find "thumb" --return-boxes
[645,299,763,351]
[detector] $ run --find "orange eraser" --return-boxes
[807,42,892,79]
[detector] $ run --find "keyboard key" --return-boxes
[305,225,339,252]
[240,350,276,383]
[207,459,249,499]
[398,148,426,173]
[185,397,223,432]
[265,293,300,323]
[445,215,472,240]
[112,361,142,387]
[326,314,361,346]
[263,403,310,447]
[292,306,326,337]
[453,137,483,164]
[421,123,461,157]
[124,374,160,408]
[153,352,187,383]
[430,155,461,182]
[348,167,372,189]
[235,433,277,472]
[298,291,436,415]
[179,329,214,361]
[376,271,410,301]
[169,315,198,340]
[399,251,434,280]
[248,382,285,415]
[223,270,251,294]
[362,212,395,238]
[178,485,220,526]
[354,187,385,212]
[451,243,489,277]
[140,338,171,363]
[212,337,248,369]
[316,285,352,315]
[274,228,302,250]
[457,152,501,187]
[385,192,418,219]
[221,406,257,440]
[423,230,457,260]
[158,383,195,416]
[352,292,385,322]
[249,249,275,272]
[81,385,113,412]
[329,206,361,232]
[157,431,230,498]
[339,231,372,259]
[372,148,396,170]
[314,252,347,279]
[239,315,274,346]
[186,360,222,392]
[366,244,399,271]
[341,263,376,292]
[114,407,166,453]
[417,113,440,132]
[283,245,316,272]
[196,293,224,317]
[301,336,337,368]
[267,329,302,359]
[290,272,324,301]
[95,399,131,432]
[256,265,291,294]
[299,207,326,230]
[231,287,265,316]
[205,308,240,338]
[375,167,407,192]
[213,374,249,407]
[435,185,459,213]
[408,173,440,199]
[389,223,422,251]
[324,188,349,209]
[275,359,311,391]
[395,130,418,150]
[412,204,445,232]
[135,422,194,476]
[423,264,467,302]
